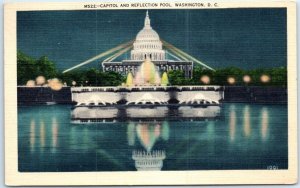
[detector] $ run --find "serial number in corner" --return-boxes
[84,4,118,8]
[267,165,279,170]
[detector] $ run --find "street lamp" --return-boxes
[36,76,46,86]
[243,75,251,83]
[227,77,235,85]
[260,74,270,83]
[200,75,210,85]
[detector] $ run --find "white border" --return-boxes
[4,1,298,185]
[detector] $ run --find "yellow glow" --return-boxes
[36,76,46,85]
[161,72,169,86]
[243,75,251,83]
[227,77,236,85]
[229,105,236,142]
[52,117,58,149]
[48,78,63,91]
[26,80,35,87]
[126,72,134,87]
[40,121,45,148]
[261,74,271,83]
[261,107,269,140]
[200,75,210,84]
[243,105,251,137]
[30,119,35,152]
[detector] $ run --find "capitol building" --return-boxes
[102,11,194,78]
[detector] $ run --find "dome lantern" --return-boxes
[144,10,151,29]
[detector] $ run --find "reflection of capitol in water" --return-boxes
[71,106,221,123]
[19,103,281,172]
[127,122,169,171]
[70,105,220,170]
[132,150,166,171]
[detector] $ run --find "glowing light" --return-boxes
[243,105,251,137]
[162,40,215,71]
[52,117,58,150]
[26,80,35,87]
[126,72,134,87]
[136,123,161,152]
[154,124,161,137]
[261,107,269,140]
[243,75,251,83]
[62,40,134,73]
[48,78,63,91]
[227,77,236,85]
[36,76,46,85]
[30,119,35,152]
[229,105,236,142]
[155,73,161,85]
[137,124,151,151]
[134,57,161,86]
[127,122,136,146]
[161,72,169,86]
[200,75,210,84]
[103,45,132,62]
[72,81,76,86]
[40,121,45,148]
[261,74,270,83]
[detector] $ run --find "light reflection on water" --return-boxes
[229,105,236,142]
[51,117,58,152]
[18,103,288,172]
[261,107,269,140]
[243,105,251,137]
[29,119,35,152]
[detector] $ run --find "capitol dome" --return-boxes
[135,26,160,42]
[131,11,165,61]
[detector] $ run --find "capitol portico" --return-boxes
[102,11,194,78]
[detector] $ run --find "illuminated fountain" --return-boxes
[126,72,134,87]
[126,93,167,105]
[161,72,169,86]
[179,93,219,105]
[126,57,168,87]
[67,11,223,108]
[70,105,221,123]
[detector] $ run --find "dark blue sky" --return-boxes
[17,8,287,71]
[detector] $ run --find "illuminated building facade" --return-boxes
[102,11,194,78]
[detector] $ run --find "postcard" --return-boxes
[4,0,297,186]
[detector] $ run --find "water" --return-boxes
[18,103,288,172]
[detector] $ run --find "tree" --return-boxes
[35,56,57,79]
[167,70,186,85]
[17,51,58,85]
[17,51,36,85]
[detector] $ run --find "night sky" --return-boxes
[17,8,287,71]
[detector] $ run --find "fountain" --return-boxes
[161,72,169,86]
[72,57,223,107]
[70,105,221,123]
[126,57,168,86]
[69,10,224,108]
[126,72,134,87]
